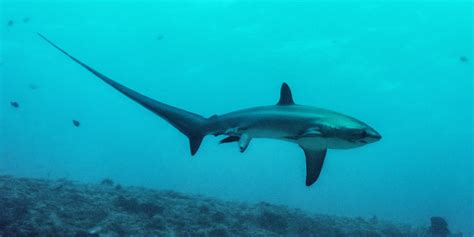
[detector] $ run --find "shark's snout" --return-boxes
[365,128,382,143]
[369,129,381,139]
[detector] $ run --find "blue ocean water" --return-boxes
[1,0,472,235]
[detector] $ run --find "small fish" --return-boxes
[72,120,80,127]
[28,83,40,90]
[10,101,19,108]
[157,35,164,40]
[7,20,14,26]
[22,17,30,23]
[459,56,469,63]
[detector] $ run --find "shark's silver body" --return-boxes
[39,34,381,186]
[210,105,375,149]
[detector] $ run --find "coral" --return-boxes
[0,176,460,237]
[190,230,207,237]
[74,230,99,237]
[141,202,164,217]
[256,207,288,234]
[370,215,379,225]
[114,196,140,213]
[113,196,163,217]
[0,197,29,229]
[208,225,230,237]
[100,178,114,186]
[211,211,227,223]
[380,223,404,237]
[428,217,450,237]
[146,214,167,231]
[115,184,122,190]
[198,204,210,214]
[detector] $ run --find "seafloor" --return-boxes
[0,176,461,237]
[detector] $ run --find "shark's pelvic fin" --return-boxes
[238,133,251,152]
[300,146,327,186]
[277,82,295,105]
[38,33,208,156]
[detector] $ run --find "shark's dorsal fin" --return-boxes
[277,82,295,105]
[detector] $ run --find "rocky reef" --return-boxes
[0,176,462,237]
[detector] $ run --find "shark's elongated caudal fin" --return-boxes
[38,33,207,155]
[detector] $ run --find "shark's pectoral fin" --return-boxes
[239,133,251,153]
[300,146,327,186]
[219,136,240,144]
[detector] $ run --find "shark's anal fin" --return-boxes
[300,146,327,186]
[277,83,295,105]
[239,133,251,152]
[219,136,240,144]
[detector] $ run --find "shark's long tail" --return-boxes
[38,33,208,155]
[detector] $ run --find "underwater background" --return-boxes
[1,0,472,235]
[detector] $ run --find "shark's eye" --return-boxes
[360,131,367,137]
